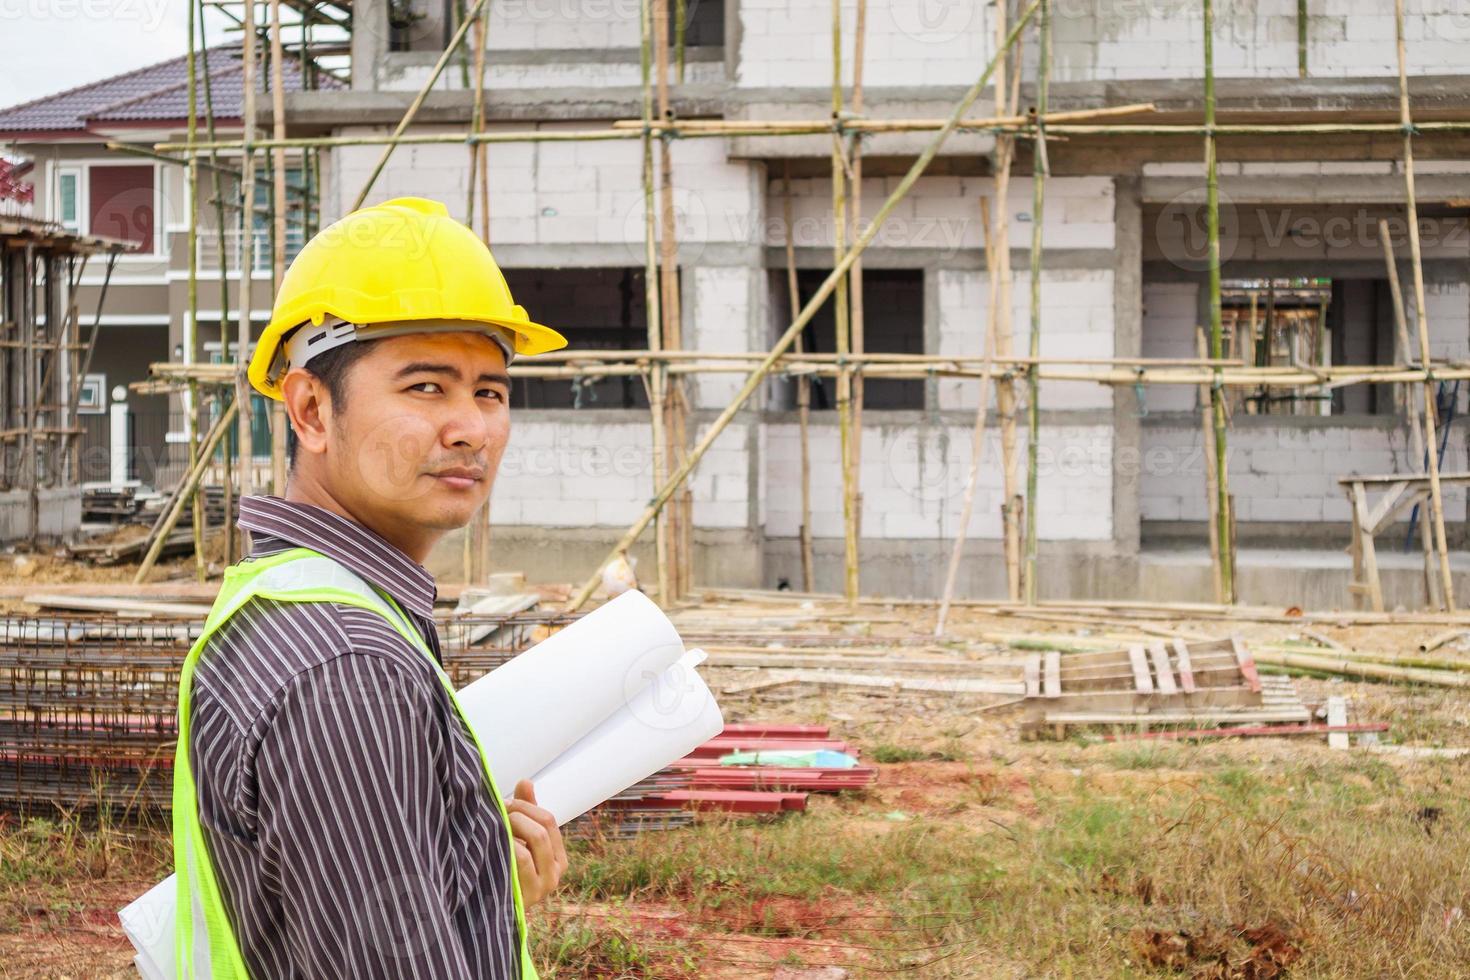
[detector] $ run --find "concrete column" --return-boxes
[109,386,130,485]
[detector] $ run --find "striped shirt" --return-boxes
[189,494,522,979]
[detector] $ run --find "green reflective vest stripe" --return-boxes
[173,546,539,979]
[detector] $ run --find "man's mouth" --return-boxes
[429,466,486,490]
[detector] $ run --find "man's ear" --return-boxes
[280,368,331,460]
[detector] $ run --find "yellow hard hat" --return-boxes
[248,197,566,400]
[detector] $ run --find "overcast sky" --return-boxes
[0,2,230,110]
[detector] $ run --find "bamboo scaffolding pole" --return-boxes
[848,0,868,584]
[185,4,207,581]
[654,0,691,601]
[1203,0,1235,602]
[160,115,1470,155]
[831,0,858,603]
[1022,0,1050,604]
[196,20,236,565]
[782,163,815,592]
[236,0,258,533]
[639,0,671,606]
[1378,217,1438,609]
[1197,327,1223,603]
[1396,0,1455,612]
[269,0,289,495]
[564,0,1043,613]
[134,398,239,584]
[935,196,1000,637]
[465,0,492,586]
[349,0,491,210]
[148,357,1470,387]
[993,0,1023,602]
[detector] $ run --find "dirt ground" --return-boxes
[4,579,1470,977]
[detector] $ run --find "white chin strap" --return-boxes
[278,318,517,383]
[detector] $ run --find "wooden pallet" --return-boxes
[1021,638,1309,737]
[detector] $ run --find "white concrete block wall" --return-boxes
[493,420,653,527]
[1140,282,1200,414]
[738,0,993,89]
[770,175,1114,254]
[937,267,1116,413]
[1140,423,1468,524]
[331,126,760,248]
[689,267,759,410]
[689,422,752,529]
[765,423,1113,540]
[1047,0,1468,82]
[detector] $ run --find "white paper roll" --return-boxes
[528,649,725,824]
[454,589,686,789]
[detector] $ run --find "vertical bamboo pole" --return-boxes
[783,163,816,592]
[640,0,671,604]
[1297,0,1308,78]
[936,197,1000,636]
[237,0,258,536]
[1395,0,1455,611]
[1380,219,1438,607]
[468,3,491,584]
[654,0,689,599]
[993,0,1023,601]
[269,0,289,496]
[186,2,207,580]
[848,0,868,554]
[832,0,859,602]
[1197,327,1223,603]
[198,15,235,565]
[1021,0,1050,604]
[1203,0,1234,602]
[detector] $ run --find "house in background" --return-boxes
[0,47,328,491]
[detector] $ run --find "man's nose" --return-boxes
[442,394,491,451]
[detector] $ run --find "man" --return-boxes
[174,197,569,979]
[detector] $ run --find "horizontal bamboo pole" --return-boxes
[609,101,1159,133]
[152,117,1470,155]
[142,357,1470,389]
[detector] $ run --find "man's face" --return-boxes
[324,330,511,536]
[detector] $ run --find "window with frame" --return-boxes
[501,267,653,410]
[88,164,154,250]
[770,268,925,411]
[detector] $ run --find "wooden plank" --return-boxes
[1023,655,1042,699]
[1043,651,1061,699]
[772,671,1026,696]
[21,594,213,618]
[1148,642,1178,695]
[1352,482,1385,613]
[1326,696,1350,750]
[1127,645,1154,694]
[1230,637,1263,694]
[1363,480,1410,533]
[1044,708,1313,727]
[1171,639,1197,693]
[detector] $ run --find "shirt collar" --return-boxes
[238,495,439,619]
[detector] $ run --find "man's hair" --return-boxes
[285,336,382,468]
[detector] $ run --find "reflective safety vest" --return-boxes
[173,546,539,979]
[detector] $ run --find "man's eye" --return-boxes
[410,381,443,393]
[479,388,507,402]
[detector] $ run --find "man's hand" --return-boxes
[507,780,568,908]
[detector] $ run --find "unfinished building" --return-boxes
[5,0,1468,609]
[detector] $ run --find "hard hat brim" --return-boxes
[248,314,567,401]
